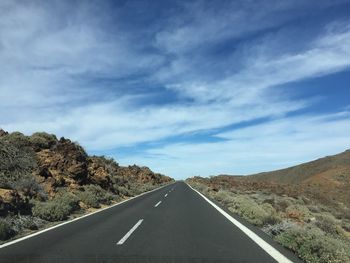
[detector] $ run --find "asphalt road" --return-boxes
[0,181,301,263]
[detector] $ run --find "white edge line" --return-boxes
[186,183,294,263]
[116,219,144,245]
[0,182,175,249]
[154,201,162,207]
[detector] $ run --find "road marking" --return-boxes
[0,183,175,249]
[117,219,144,245]
[165,193,168,197]
[186,183,293,263]
[154,201,162,207]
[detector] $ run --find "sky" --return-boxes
[1,0,350,179]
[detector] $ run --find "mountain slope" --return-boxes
[250,150,350,186]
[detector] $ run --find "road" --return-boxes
[0,181,301,263]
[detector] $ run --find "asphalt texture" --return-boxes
[0,181,302,263]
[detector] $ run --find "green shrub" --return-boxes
[32,201,70,221]
[228,196,280,226]
[341,219,350,232]
[1,132,32,148]
[214,190,235,205]
[5,215,44,232]
[276,225,350,263]
[315,214,344,237]
[32,192,79,221]
[29,132,57,151]
[274,198,293,212]
[77,185,113,208]
[0,134,37,189]
[11,176,47,199]
[114,185,130,196]
[0,220,14,240]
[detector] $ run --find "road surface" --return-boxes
[0,181,301,263]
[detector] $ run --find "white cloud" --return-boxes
[122,111,350,179]
[0,1,350,179]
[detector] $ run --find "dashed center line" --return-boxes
[154,201,162,207]
[165,193,168,197]
[117,219,144,245]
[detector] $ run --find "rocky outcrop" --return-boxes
[87,156,114,190]
[0,129,173,210]
[35,138,89,195]
[117,165,173,185]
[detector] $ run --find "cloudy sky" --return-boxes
[1,0,350,179]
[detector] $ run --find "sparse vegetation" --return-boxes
[187,170,350,263]
[276,225,350,263]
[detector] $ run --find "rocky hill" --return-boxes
[0,129,173,241]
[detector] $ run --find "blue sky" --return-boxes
[1,0,350,179]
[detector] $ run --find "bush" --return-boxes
[285,204,312,221]
[5,215,44,232]
[274,198,293,212]
[114,185,130,196]
[276,225,350,263]
[341,219,350,232]
[11,176,47,199]
[0,135,37,189]
[77,185,113,208]
[29,132,57,151]
[0,220,14,240]
[32,192,79,221]
[214,190,235,205]
[315,214,343,237]
[228,196,280,226]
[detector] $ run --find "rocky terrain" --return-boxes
[187,150,350,263]
[0,129,173,242]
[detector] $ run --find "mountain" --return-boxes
[250,150,350,186]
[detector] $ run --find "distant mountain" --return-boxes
[250,150,350,186]
[188,149,350,206]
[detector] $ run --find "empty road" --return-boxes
[0,181,301,263]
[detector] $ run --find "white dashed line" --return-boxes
[165,194,168,197]
[0,183,175,250]
[154,201,162,207]
[117,219,144,245]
